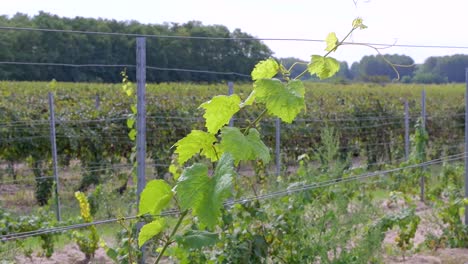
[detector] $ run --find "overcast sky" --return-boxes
[2,0,468,64]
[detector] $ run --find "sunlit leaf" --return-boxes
[138,218,166,248]
[325,32,339,52]
[174,130,218,165]
[200,95,241,134]
[128,129,137,141]
[254,79,305,122]
[139,179,173,215]
[352,17,367,29]
[251,58,280,81]
[126,118,135,129]
[308,55,340,80]
[169,163,182,180]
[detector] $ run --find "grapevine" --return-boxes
[137,18,368,263]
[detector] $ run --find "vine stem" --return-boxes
[154,210,189,264]
[294,27,357,80]
[243,108,268,135]
[340,42,415,81]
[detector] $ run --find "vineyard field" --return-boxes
[1,80,468,263]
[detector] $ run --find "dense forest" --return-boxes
[1,12,468,83]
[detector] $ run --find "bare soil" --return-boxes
[15,244,113,264]
[385,248,468,264]
[382,200,468,264]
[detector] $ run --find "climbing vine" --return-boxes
[137,18,368,263]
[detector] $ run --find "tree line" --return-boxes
[350,54,468,83]
[1,12,468,83]
[0,12,272,82]
[283,53,468,84]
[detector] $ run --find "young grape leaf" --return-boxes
[174,130,218,165]
[308,55,340,80]
[126,118,135,129]
[130,105,137,114]
[352,17,367,29]
[175,154,236,228]
[125,88,133,97]
[138,218,166,248]
[176,230,218,249]
[251,58,280,81]
[219,127,270,164]
[325,32,339,52]
[139,179,173,215]
[200,95,241,134]
[253,79,305,123]
[128,129,137,141]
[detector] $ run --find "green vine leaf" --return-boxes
[176,230,218,249]
[169,163,182,180]
[126,118,135,129]
[124,88,133,97]
[138,218,166,248]
[174,130,218,165]
[139,179,173,216]
[130,105,137,114]
[175,153,236,228]
[308,55,340,80]
[219,127,270,164]
[176,164,209,211]
[128,129,137,141]
[251,58,280,80]
[325,32,339,52]
[200,95,241,134]
[254,79,305,123]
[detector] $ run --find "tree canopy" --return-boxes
[1,12,468,84]
[0,12,273,82]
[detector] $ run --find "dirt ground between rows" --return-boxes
[15,244,113,264]
[13,245,468,264]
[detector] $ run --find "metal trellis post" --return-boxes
[136,37,147,263]
[228,81,234,127]
[404,99,410,161]
[275,118,281,176]
[95,94,100,110]
[48,92,61,222]
[465,68,468,225]
[420,89,426,202]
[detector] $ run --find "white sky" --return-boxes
[2,0,468,64]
